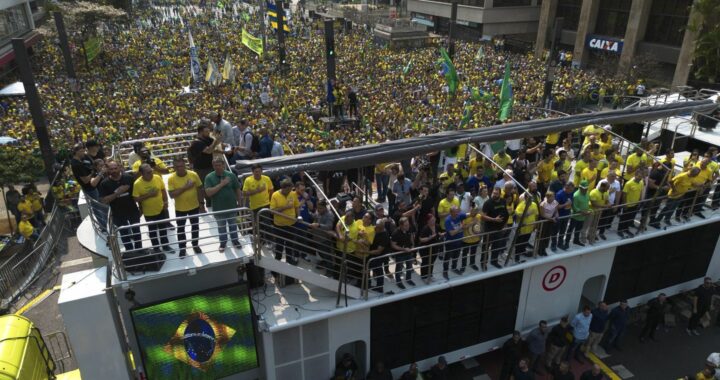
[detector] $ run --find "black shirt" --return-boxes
[98,173,140,218]
[548,324,570,347]
[694,284,718,309]
[391,228,413,250]
[71,155,95,192]
[647,167,669,197]
[319,170,346,198]
[369,230,391,255]
[512,367,535,380]
[188,136,214,170]
[580,370,604,380]
[418,225,439,250]
[553,370,575,380]
[482,197,508,231]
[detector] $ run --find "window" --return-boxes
[594,0,631,37]
[644,0,692,46]
[556,0,582,31]
[0,4,31,45]
[493,0,531,6]
[430,0,485,7]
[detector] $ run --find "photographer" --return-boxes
[131,147,170,176]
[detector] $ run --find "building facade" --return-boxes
[0,0,41,69]
[407,0,543,40]
[535,0,700,87]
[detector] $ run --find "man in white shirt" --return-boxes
[597,172,621,239]
[456,183,473,213]
[233,120,254,160]
[209,110,235,147]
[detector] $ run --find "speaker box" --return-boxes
[246,262,266,289]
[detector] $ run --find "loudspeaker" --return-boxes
[246,262,266,289]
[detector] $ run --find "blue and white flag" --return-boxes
[189,30,201,83]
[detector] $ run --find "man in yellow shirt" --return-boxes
[536,151,555,195]
[131,147,169,176]
[573,150,591,186]
[461,205,483,271]
[624,147,648,181]
[18,213,38,241]
[270,179,300,265]
[168,158,205,257]
[437,187,460,231]
[581,159,600,190]
[493,150,512,172]
[132,163,172,253]
[656,167,700,226]
[618,170,644,238]
[689,158,714,218]
[582,125,604,146]
[514,198,538,262]
[242,163,274,217]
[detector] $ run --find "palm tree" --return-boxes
[690,0,720,83]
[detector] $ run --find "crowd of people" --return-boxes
[0,0,648,162]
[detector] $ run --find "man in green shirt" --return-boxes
[567,180,591,247]
[205,158,242,252]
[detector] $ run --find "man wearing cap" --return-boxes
[567,180,591,247]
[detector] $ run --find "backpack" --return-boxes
[245,131,260,154]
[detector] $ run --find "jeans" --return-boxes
[144,209,171,250]
[419,246,435,279]
[555,215,570,246]
[461,241,479,268]
[566,218,585,244]
[214,211,239,248]
[514,233,531,260]
[618,205,638,232]
[175,208,200,249]
[602,325,625,349]
[598,209,615,234]
[394,252,414,283]
[565,338,587,360]
[112,212,142,251]
[443,240,462,273]
[375,174,389,201]
[274,224,298,264]
[487,229,507,264]
[658,197,682,222]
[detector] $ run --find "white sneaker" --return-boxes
[686,328,693,336]
[693,329,701,336]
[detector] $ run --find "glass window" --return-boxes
[0,4,31,45]
[594,0,631,37]
[557,0,581,31]
[493,0,532,6]
[644,0,692,46]
[432,0,485,7]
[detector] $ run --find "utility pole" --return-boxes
[324,19,336,118]
[53,12,76,79]
[259,0,267,60]
[542,17,563,109]
[448,1,458,59]
[12,39,55,181]
[277,0,286,68]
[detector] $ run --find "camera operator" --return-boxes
[132,147,170,176]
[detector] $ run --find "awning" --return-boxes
[411,18,434,27]
[0,30,42,68]
[0,82,25,97]
[234,100,716,176]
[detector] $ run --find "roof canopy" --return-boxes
[0,82,24,97]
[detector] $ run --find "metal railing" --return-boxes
[244,177,720,300]
[111,133,196,169]
[107,206,254,281]
[0,204,72,306]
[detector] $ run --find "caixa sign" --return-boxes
[586,35,624,53]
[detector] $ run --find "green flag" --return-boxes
[499,61,513,121]
[471,87,492,102]
[401,58,413,82]
[439,48,458,95]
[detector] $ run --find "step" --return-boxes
[255,246,364,299]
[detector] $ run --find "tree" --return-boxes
[690,0,720,83]
[0,147,45,188]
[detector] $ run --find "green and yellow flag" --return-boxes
[439,48,458,95]
[242,29,264,56]
[499,61,513,121]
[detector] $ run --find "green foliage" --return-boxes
[690,0,720,83]
[0,147,44,187]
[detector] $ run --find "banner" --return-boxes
[84,36,103,63]
[242,29,264,56]
[189,31,201,82]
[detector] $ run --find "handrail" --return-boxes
[109,206,254,281]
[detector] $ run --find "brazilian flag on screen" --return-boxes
[130,285,258,380]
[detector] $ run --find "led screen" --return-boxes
[131,284,259,379]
